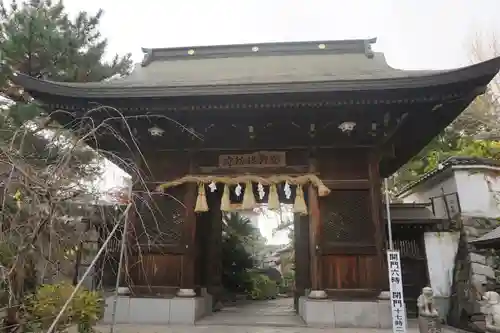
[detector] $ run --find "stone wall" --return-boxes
[462,216,499,285]
[470,253,496,286]
[447,215,500,331]
[447,230,485,332]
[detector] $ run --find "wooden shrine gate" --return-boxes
[91,149,429,313]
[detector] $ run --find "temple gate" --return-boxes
[12,38,500,327]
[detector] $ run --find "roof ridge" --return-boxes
[141,38,377,66]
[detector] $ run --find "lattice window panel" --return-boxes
[392,238,425,260]
[135,189,184,246]
[322,189,374,244]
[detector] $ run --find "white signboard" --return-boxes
[387,250,407,333]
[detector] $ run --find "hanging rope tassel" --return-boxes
[268,184,280,210]
[194,183,209,212]
[220,184,231,212]
[293,185,308,215]
[317,183,331,197]
[241,181,257,210]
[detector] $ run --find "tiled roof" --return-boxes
[397,156,500,197]
[470,225,500,245]
[12,38,500,98]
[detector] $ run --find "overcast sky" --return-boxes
[77,0,499,244]
[62,0,500,70]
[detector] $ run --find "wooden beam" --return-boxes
[99,145,375,157]
[323,179,370,189]
[198,165,310,174]
[376,112,409,151]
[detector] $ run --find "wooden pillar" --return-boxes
[178,152,198,297]
[368,151,385,293]
[308,152,327,299]
[207,190,223,303]
[294,213,311,309]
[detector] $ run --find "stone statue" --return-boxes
[483,291,500,333]
[417,287,439,318]
[417,287,442,333]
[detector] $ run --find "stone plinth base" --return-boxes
[102,294,212,325]
[418,315,442,333]
[298,297,392,328]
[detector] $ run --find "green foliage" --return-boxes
[391,86,500,193]
[223,213,259,242]
[221,230,254,293]
[247,272,278,300]
[221,213,263,294]
[25,282,103,333]
[278,271,294,294]
[0,0,132,82]
[283,271,294,286]
[0,241,16,267]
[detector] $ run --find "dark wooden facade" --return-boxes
[117,148,387,299]
[11,38,500,302]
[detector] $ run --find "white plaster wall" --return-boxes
[403,175,459,218]
[424,232,460,297]
[402,168,500,218]
[454,169,500,218]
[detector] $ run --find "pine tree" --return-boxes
[0,0,132,83]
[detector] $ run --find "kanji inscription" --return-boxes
[218,151,286,168]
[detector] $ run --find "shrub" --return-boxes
[247,272,278,300]
[25,282,103,333]
[279,271,295,295]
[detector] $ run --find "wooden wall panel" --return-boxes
[318,148,369,180]
[132,188,186,253]
[140,151,190,181]
[321,255,379,292]
[128,253,182,288]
